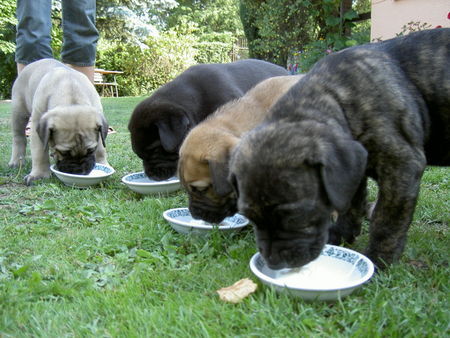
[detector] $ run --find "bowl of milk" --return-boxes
[249,244,375,301]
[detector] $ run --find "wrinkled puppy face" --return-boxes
[229,123,368,270]
[52,133,97,174]
[180,155,237,223]
[128,101,191,181]
[230,154,331,270]
[179,131,240,223]
[139,132,180,181]
[38,107,107,175]
[188,188,237,223]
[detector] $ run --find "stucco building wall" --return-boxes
[371,0,450,40]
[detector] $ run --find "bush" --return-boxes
[194,41,232,64]
[96,32,197,96]
[240,0,371,68]
[290,24,370,74]
[96,30,235,96]
[0,51,15,100]
[0,0,16,99]
[239,0,317,66]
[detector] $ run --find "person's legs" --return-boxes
[15,0,53,73]
[61,0,98,82]
[67,64,95,82]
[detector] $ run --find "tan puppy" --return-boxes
[178,74,303,222]
[8,58,109,185]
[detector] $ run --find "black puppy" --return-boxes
[128,59,288,180]
[229,29,450,269]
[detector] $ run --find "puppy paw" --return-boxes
[24,172,51,186]
[327,226,343,245]
[364,244,401,270]
[8,161,19,168]
[8,157,25,168]
[328,223,357,245]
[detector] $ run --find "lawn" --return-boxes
[0,97,448,337]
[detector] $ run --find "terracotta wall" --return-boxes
[371,0,450,40]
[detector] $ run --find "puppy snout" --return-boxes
[56,154,95,175]
[190,206,228,223]
[265,250,288,270]
[144,162,176,181]
[189,196,237,223]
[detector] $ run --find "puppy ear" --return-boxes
[209,160,233,197]
[98,114,109,147]
[208,134,240,197]
[36,115,53,152]
[228,172,239,198]
[156,115,190,152]
[320,140,367,212]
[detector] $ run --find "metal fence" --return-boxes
[230,37,249,61]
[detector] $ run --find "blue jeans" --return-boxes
[15,0,98,66]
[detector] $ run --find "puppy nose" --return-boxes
[265,255,287,270]
[264,247,281,266]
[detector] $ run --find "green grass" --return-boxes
[0,97,449,337]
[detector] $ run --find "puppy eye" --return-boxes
[86,148,95,155]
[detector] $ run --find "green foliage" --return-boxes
[0,0,16,99]
[96,30,233,96]
[0,0,371,98]
[239,0,371,67]
[96,32,195,97]
[0,0,241,98]
[0,0,16,54]
[49,6,64,60]
[167,0,243,36]
[96,0,178,40]
[295,23,370,73]
[0,52,15,100]
[95,0,240,96]
[240,0,315,66]
[194,41,233,64]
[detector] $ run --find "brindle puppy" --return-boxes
[229,29,450,269]
[128,59,288,181]
[178,75,303,223]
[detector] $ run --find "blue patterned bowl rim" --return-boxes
[50,163,115,178]
[249,244,375,291]
[163,207,248,229]
[122,172,180,186]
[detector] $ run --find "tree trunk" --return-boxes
[341,0,353,37]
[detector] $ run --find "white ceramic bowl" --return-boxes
[50,163,115,188]
[250,244,375,301]
[163,207,249,235]
[121,172,181,194]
